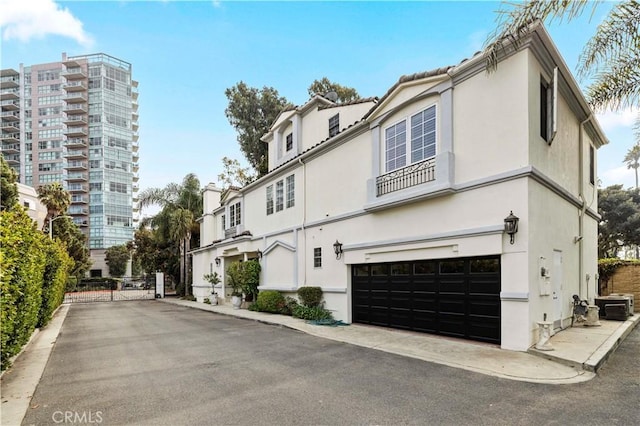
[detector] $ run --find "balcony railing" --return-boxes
[376,158,436,196]
[66,173,87,182]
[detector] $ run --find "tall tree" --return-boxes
[307,77,361,103]
[598,185,640,257]
[225,82,291,176]
[484,1,639,114]
[36,182,70,231]
[138,173,202,295]
[105,244,130,277]
[0,156,18,210]
[51,216,91,279]
[623,143,640,189]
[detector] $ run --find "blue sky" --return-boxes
[1,0,637,210]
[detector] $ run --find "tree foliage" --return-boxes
[623,143,640,189]
[1,156,18,210]
[105,244,130,277]
[37,182,71,231]
[225,82,291,176]
[307,77,361,103]
[598,185,640,257]
[52,216,91,279]
[217,156,255,188]
[484,1,639,115]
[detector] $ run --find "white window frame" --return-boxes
[383,104,437,173]
[266,185,274,215]
[275,180,284,212]
[313,247,322,268]
[286,174,295,208]
[229,201,241,227]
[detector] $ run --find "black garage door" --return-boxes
[352,256,501,344]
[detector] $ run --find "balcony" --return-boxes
[132,111,139,121]
[67,184,88,193]
[65,161,88,171]
[1,121,19,132]
[62,67,87,80]
[64,93,87,103]
[3,154,20,164]
[68,207,89,216]
[63,81,87,92]
[132,131,139,141]
[0,88,19,100]
[1,132,19,143]
[64,150,87,160]
[64,126,88,137]
[131,142,139,152]
[63,115,87,126]
[132,174,139,182]
[0,73,19,89]
[132,152,139,162]
[63,103,87,114]
[376,158,436,197]
[132,163,139,172]
[1,100,19,110]
[132,121,139,131]
[1,110,20,120]
[1,143,20,154]
[64,138,87,149]
[65,173,88,182]
[73,218,89,227]
[71,195,88,204]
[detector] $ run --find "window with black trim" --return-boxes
[286,133,293,151]
[589,145,595,185]
[329,114,339,137]
[314,247,322,268]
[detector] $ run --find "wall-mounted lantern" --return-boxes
[504,211,519,245]
[257,250,263,260]
[215,257,221,267]
[333,240,343,260]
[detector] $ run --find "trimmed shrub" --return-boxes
[38,241,71,328]
[254,290,287,314]
[292,305,334,321]
[297,286,323,307]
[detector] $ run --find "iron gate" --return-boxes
[63,276,158,303]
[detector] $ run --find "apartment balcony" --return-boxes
[1,121,19,132]
[65,173,88,182]
[0,72,19,89]
[63,115,87,126]
[3,154,20,164]
[72,218,89,227]
[64,126,88,137]
[67,184,88,193]
[132,111,139,121]
[0,100,19,111]
[131,142,139,152]
[132,184,139,192]
[1,132,19,143]
[132,152,139,162]
[1,110,20,121]
[63,81,87,92]
[63,103,87,114]
[64,138,87,149]
[68,207,89,216]
[64,161,88,171]
[1,143,20,154]
[0,88,19,101]
[64,150,87,160]
[132,80,139,88]
[132,131,139,141]
[132,121,139,131]
[70,195,88,204]
[64,92,87,103]
[62,67,87,80]
[132,174,139,182]
[132,163,139,172]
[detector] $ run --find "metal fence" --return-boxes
[63,276,158,304]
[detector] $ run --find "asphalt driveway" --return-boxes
[21,301,640,425]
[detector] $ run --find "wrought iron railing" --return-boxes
[376,158,436,196]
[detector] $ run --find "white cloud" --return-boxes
[0,0,93,47]
[595,107,639,133]
[600,165,636,189]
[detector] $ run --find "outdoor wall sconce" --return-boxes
[333,240,343,260]
[257,250,263,260]
[504,211,519,245]
[215,257,221,267]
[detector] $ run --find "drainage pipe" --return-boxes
[578,114,593,301]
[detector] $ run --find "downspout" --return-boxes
[578,114,593,301]
[298,157,307,287]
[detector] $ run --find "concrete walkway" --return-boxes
[161,298,640,385]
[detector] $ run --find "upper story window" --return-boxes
[266,174,295,215]
[286,133,293,152]
[276,180,284,212]
[329,114,340,137]
[286,175,295,208]
[221,215,225,233]
[540,69,557,144]
[266,185,274,215]
[384,105,436,172]
[589,145,595,185]
[229,202,241,227]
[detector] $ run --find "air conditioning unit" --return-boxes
[610,293,635,315]
[595,296,631,320]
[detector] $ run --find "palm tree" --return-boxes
[624,143,640,189]
[484,1,639,113]
[138,173,202,295]
[37,182,71,231]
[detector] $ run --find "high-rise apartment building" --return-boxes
[1,53,139,277]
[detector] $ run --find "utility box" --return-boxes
[609,293,635,315]
[595,296,631,320]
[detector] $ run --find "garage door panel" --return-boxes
[352,256,501,344]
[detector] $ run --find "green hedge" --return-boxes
[297,286,323,307]
[1,207,70,371]
[253,290,288,314]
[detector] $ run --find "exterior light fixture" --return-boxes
[504,211,519,245]
[215,257,221,267]
[257,250,263,260]
[333,240,343,259]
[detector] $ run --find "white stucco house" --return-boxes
[191,22,607,351]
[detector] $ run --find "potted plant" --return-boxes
[203,272,221,305]
[226,262,244,309]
